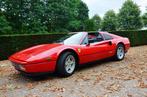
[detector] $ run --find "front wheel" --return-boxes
[115,44,125,60]
[57,52,77,77]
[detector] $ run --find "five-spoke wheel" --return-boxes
[115,44,125,60]
[57,52,77,77]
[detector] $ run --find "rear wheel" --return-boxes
[115,44,125,60]
[57,52,77,77]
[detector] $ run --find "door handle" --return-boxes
[108,41,112,45]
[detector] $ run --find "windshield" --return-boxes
[56,32,87,45]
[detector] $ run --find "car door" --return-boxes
[79,33,115,64]
[102,33,116,56]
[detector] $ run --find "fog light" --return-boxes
[19,65,26,71]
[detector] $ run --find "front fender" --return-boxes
[57,47,80,57]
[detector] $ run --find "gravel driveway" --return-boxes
[0,46,147,97]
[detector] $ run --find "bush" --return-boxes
[110,30,147,46]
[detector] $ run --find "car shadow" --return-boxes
[20,72,58,81]
[12,57,116,82]
[77,57,115,71]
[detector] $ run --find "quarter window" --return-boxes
[82,36,89,45]
[103,34,113,40]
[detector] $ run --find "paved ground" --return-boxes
[0,46,147,97]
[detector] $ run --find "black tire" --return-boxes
[57,52,77,77]
[114,44,125,61]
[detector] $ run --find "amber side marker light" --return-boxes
[46,57,52,61]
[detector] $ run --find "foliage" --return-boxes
[77,1,89,20]
[0,0,89,34]
[76,1,89,31]
[1,0,49,34]
[67,1,89,31]
[101,10,117,31]
[43,0,74,32]
[91,14,101,30]
[142,10,147,27]
[67,20,82,32]
[0,14,12,34]
[118,0,143,30]
[110,30,147,46]
[85,19,96,31]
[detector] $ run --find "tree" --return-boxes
[67,0,89,31]
[21,0,48,33]
[44,0,72,32]
[1,0,48,34]
[0,0,89,34]
[101,10,117,31]
[77,1,89,21]
[142,8,147,27]
[0,14,12,34]
[118,0,143,30]
[91,14,101,30]
[77,1,89,31]
[67,20,82,32]
[85,19,95,31]
[33,0,89,32]
[1,0,22,33]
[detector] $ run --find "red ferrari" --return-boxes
[9,32,130,77]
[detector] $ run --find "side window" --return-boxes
[88,33,104,44]
[103,34,113,40]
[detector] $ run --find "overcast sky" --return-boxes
[82,0,147,18]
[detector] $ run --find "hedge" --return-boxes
[110,30,147,46]
[0,30,147,60]
[0,33,67,60]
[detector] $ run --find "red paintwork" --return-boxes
[9,32,130,73]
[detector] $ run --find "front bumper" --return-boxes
[12,61,56,73]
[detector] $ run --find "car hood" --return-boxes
[10,43,63,63]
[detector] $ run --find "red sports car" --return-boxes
[9,32,130,77]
